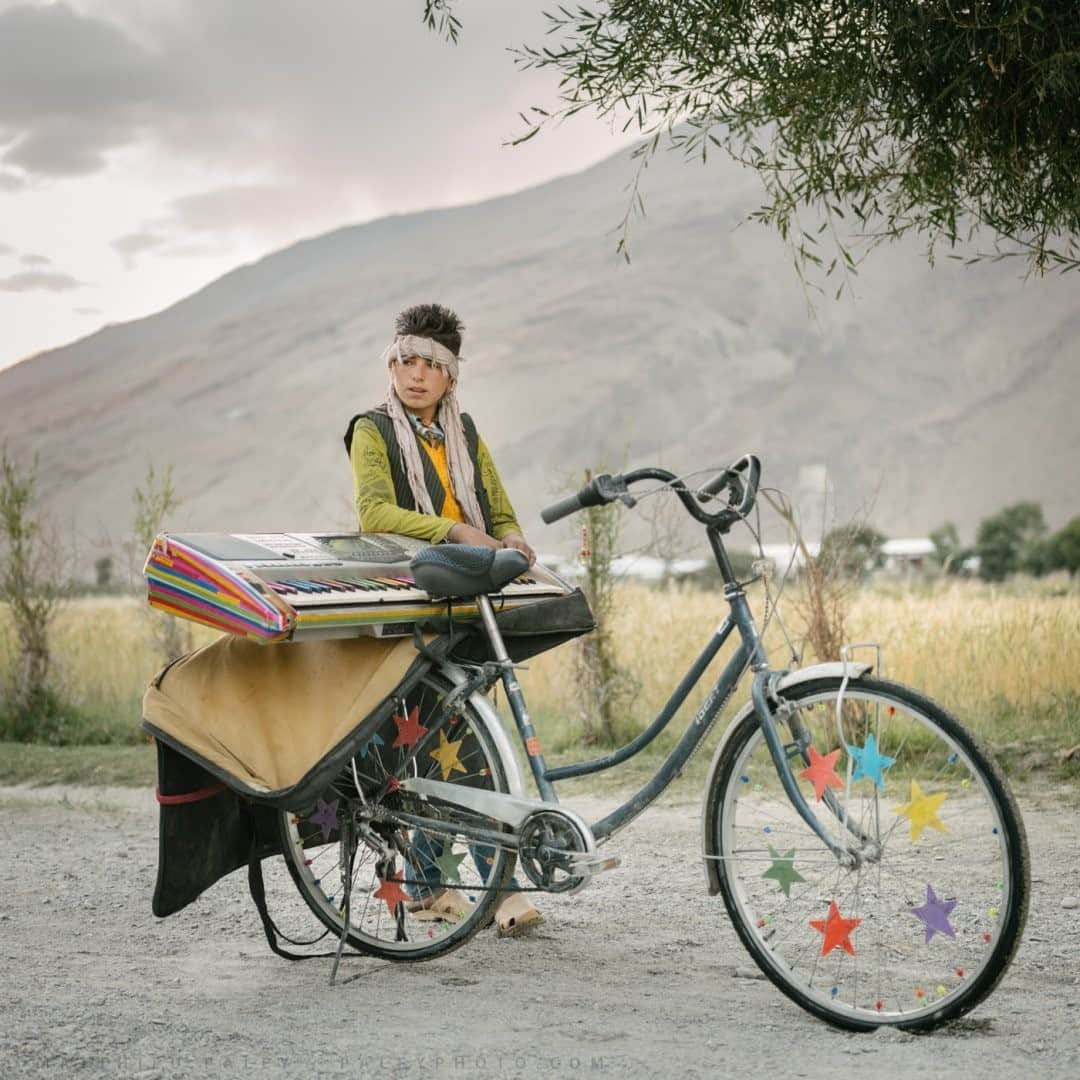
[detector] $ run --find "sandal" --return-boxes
[495,893,544,937]
[405,888,473,923]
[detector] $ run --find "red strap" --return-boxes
[155,782,227,805]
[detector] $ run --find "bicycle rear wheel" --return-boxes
[704,676,1028,1031]
[279,671,516,961]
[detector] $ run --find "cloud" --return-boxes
[19,252,50,267]
[0,270,82,292]
[0,241,12,256]
[111,229,167,267]
[75,306,102,315]
[0,2,629,219]
[0,168,25,191]
[0,3,163,176]
[164,183,353,237]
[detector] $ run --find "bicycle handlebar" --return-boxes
[539,454,761,533]
[696,454,761,518]
[540,473,629,525]
[540,491,586,525]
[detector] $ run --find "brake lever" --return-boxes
[594,473,635,509]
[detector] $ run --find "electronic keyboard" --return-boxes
[143,531,572,643]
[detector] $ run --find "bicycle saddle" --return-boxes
[410,544,529,599]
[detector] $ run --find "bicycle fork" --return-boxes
[751,671,878,867]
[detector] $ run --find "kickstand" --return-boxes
[329,823,357,986]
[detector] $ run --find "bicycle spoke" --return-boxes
[708,677,1027,1030]
[277,673,516,961]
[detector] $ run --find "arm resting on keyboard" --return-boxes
[350,419,458,542]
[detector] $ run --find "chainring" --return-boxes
[517,809,593,894]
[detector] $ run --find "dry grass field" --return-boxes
[1,577,1078,783]
[522,576,1080,776]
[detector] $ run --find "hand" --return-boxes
[501,533,536,567]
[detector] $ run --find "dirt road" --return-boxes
[1,784,1077,1080]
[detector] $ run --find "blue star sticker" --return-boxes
[358,732,385,760]
[846,732,896,791]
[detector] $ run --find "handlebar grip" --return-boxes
[740,455,762,515]
[698,469,733,499]
[698,454,761,518]
[541,473,621,524]
[541,491,586,524]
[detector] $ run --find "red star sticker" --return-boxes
[810,899,862,957]
[799,745,844,801]
[373,871,411,914]
[392,704,428,748]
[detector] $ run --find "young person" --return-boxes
[345,302,542,936]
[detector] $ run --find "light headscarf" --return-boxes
[380,334,486,530]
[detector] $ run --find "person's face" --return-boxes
[391,354,452,417]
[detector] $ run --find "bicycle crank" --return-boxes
[517,809,618,895]
[396,778,618,894]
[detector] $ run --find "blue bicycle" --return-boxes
[279,455,1029,1031]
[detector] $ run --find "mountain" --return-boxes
[2,143,1078,573]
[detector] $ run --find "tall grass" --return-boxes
[1,581,1078,779]
[0,597,215,744]
[520,576,1080,776]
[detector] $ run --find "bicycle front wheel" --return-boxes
[280,671,516,961]
[704,676,1029,1031]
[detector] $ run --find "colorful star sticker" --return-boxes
[358,731,385,760]
[910,884,958,943]
[895,780,948,841]
[846,732,896,791]
[810,899,862,957]
[429,728,467,781]
[435,845,467,885]
[799,745,844,801]
[392,704,428,749]
[308,797,339,841]
[761,846,806,898]
[373,871,411,915]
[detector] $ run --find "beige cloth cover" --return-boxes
[142,635,419,794]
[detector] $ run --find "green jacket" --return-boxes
[347,410,523,544]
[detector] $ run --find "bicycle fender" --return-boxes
[436,660,528,798]
[700,661,872,895]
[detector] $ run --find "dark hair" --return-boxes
[394,303,465,356]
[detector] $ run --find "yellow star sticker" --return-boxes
[895,780,948,841]
[429,728,467,781]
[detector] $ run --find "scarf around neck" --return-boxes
[380,334,486,531]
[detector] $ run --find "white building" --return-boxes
[879,538,937,576]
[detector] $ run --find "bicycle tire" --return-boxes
[279,670,517,961]
[703,676,1029,1031]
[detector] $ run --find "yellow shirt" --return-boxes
[419,439,464,523]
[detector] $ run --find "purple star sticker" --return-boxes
[911,883,958,943]
[308,797,339,842]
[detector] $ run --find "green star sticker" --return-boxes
[761,846,806,898]
[435,845,467,885]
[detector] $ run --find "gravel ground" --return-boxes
[1,783,1078,1080]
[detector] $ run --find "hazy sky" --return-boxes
[0,0,635,371]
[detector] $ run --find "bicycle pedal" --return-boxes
[566,851,621,875]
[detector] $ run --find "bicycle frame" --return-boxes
[471,522,852,856]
